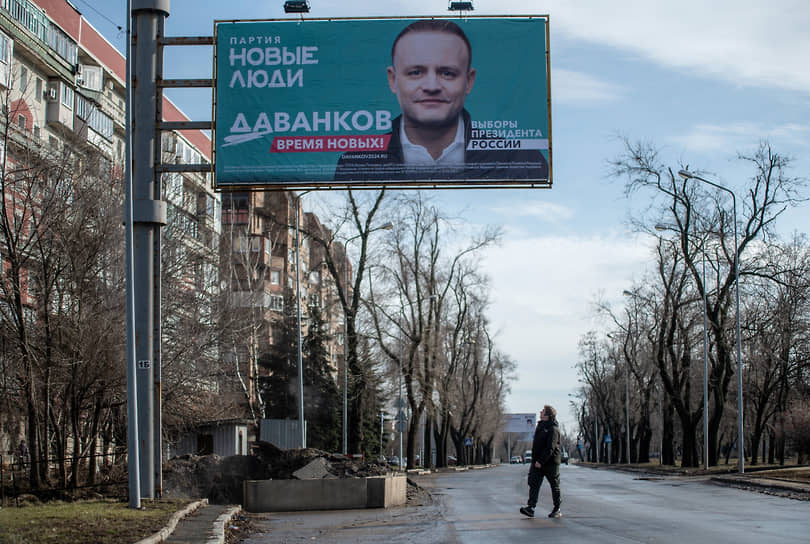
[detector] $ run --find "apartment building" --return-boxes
[0,0,347,460]
[0,0,220,458]
[220,191,349,422]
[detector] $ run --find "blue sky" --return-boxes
[80,0,810,433]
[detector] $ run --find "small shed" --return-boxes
[172,419,251,458]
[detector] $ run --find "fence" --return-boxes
[0,450,128,506]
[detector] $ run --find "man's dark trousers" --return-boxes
[527,463,561,509]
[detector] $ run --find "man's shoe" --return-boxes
[548,507,562,518]
[519,506,535,517]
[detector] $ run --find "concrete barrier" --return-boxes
[243,474,407,512]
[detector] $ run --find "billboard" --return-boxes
[213,16,551,190]
[503,413,537,436]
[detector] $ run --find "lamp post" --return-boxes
[655,223,710,470]
[678,169,744,473]
[342,222,393,455]
[294,190,311,449]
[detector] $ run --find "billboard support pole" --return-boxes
[131,0,169,499]
[124,0,140,509]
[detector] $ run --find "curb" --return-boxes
[206,506,242,544]
[710,475,810,498]
[134,499,208,544]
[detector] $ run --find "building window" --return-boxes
[222,194,249,224]
[20,66,27,92]
[270,270,280,285]
[60,83,73,109]
[0,31,13,88]
[270,295,284,311]
[17,115,26,130]
[35,78,42,101]
[47,24,77,65]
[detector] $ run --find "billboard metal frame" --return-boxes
[212,15,551,192]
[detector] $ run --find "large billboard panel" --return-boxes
[213,16,551,190]
[503,412,537,435]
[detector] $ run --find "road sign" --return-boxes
[464,437,473,446]
[604,435,612,443]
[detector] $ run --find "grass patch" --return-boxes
[0,498,193,544]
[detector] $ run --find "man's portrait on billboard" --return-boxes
[333,19,549,182]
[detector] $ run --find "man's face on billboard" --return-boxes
[387,31,476,131]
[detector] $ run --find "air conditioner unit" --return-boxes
[46,88,57,100]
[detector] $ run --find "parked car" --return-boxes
[510,455,522,464]
[447,455,457,466]
[561,449,569,465]
[388,456,399,466]
[524,450,532,464]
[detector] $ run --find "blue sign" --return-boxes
[604,435,612,443]
[464,437,473,446]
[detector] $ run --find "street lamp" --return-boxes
[294,190,311,449]
[342,222,393,455]
[655,222,710,470]
[678,169,744,473]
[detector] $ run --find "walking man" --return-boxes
[520,405,562,518]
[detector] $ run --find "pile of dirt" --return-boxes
[162,441,396,504]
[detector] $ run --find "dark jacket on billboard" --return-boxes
[333,109,548,182]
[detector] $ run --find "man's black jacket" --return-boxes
[531,418,561,466]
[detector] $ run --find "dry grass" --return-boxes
[0,498,192,544]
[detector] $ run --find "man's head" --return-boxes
[387,20,476,132]
[541,405,556,421]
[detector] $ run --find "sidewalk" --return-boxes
[136,500,240,544]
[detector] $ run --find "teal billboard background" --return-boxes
[213,16,550,188]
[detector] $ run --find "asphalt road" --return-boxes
[241,463,810,543]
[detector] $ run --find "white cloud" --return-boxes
[481,231,654,426]
[552,69,625,105]
[546,0,810,94]
[491,200,575,222]
[674,122,810,153]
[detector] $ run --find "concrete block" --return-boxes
[367,475,407,508]
[243,474,407,512]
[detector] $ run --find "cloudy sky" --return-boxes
[81,0,810,432]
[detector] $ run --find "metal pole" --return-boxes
[124,0,140,509]
[673,222,710,468]
[343,252,348,455]
[732,201,744,474]
[658,378,663,465]
[594,406,599,463]
[131,0,169,499]
[294,192,307,449]
[625,363,630,463]
[398,322,403,471]
[679,170,744,473]
[152,10,166,500]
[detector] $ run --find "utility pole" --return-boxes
[130,0,169,499]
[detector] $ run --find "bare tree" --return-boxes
[610,139,805,466]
